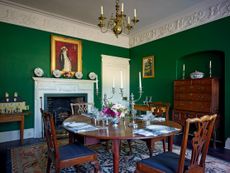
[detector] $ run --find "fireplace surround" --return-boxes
[33,77,95,138]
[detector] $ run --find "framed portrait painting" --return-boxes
[142,56,154,78]
[51,35,82,75]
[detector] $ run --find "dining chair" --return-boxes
[70,102,94,115]
[147,102,170,154]
[41,111,99,173]
[135,114,217,173]
[128,102,170,156]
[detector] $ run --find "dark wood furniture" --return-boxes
[147,102,170,153]
[172,78,219,147]
[63,115,182,173]
[0,112,29,144]
[131,102,170,155]
[135,114,217,173]
[41,111,99,173]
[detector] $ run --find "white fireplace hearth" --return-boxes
[33,77,95,138]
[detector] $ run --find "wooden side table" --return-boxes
[0,112,29,144]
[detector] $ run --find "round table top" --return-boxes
[63,115,182,140]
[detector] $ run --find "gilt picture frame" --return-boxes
[142,56,154,78]
[51,35,82,75]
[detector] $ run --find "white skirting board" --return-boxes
[0,128,34,143]
[225,138,230,150]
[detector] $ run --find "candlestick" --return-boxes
[101,6,104,15]
[139,72,142,89]
[120,71,123,88]
[209,60,212,77]
[121,3,124,12]
[134,9,137,17]
[112,77,115,88]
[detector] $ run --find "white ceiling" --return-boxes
[3,0,205,33]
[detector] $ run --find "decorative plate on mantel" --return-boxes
[34,67,44,77]
[88,72,97,80]
[75,72,83,79]
[53,69,62,78]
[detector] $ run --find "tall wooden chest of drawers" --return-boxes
[172,78,219,126]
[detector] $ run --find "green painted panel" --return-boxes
[130,16,230,140]
[0,22,129,132]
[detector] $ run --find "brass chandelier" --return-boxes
[98,0,139,37]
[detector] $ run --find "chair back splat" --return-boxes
[148,102,170,120]
[70,102,94,115]
[135,114,217,173]
[178,114,217,173]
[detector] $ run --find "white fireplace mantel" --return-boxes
[33,77,96,138]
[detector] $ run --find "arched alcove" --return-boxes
[176,50,225,143]
[176,50,224,79]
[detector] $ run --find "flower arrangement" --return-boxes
[102,103,128,118]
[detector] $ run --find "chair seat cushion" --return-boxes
[138,152,190,173]
[59,143,96,161]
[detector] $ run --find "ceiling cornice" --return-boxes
[0,0,229,49]
[0,0,129,48]
[129,0,230,48]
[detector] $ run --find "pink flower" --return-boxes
[102,107,116,117]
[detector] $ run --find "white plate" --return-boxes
[75,72,83,79]
[34,67,44,77]
[146,125,168,130]
[88,72,97,80]
[53,69,61,78]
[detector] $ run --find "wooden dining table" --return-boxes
[63,115,182,173]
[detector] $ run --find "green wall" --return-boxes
[130,16,230,140]
[1,16,230,140]
[0,22,129,132]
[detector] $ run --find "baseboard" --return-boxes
[0,128,34,143]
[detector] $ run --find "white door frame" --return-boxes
[101,54,130,105]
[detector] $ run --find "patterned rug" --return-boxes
[10,140,230,173]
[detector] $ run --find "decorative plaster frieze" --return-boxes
[0,1,129,48]
[129,0,230,48]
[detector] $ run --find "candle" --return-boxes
[209,60,212,68]
[183,64,185,71]
[5,92,9,97]
[96,75,98,90]
[139,72,142,89]
[14,92,18,97]
[134,9,137,17]
[120,71,123,88]
[101,6,104,15]
[128,16,130,24]
[121,3,124,12]
[112,77,115,88]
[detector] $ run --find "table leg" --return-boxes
[112,139,120,173]
[20,116,24,144]
[168,135,174,152]
[145,139,154,157]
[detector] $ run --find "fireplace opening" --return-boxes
[44,93,87,138]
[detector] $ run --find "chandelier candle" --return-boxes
[98,0,139,37]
